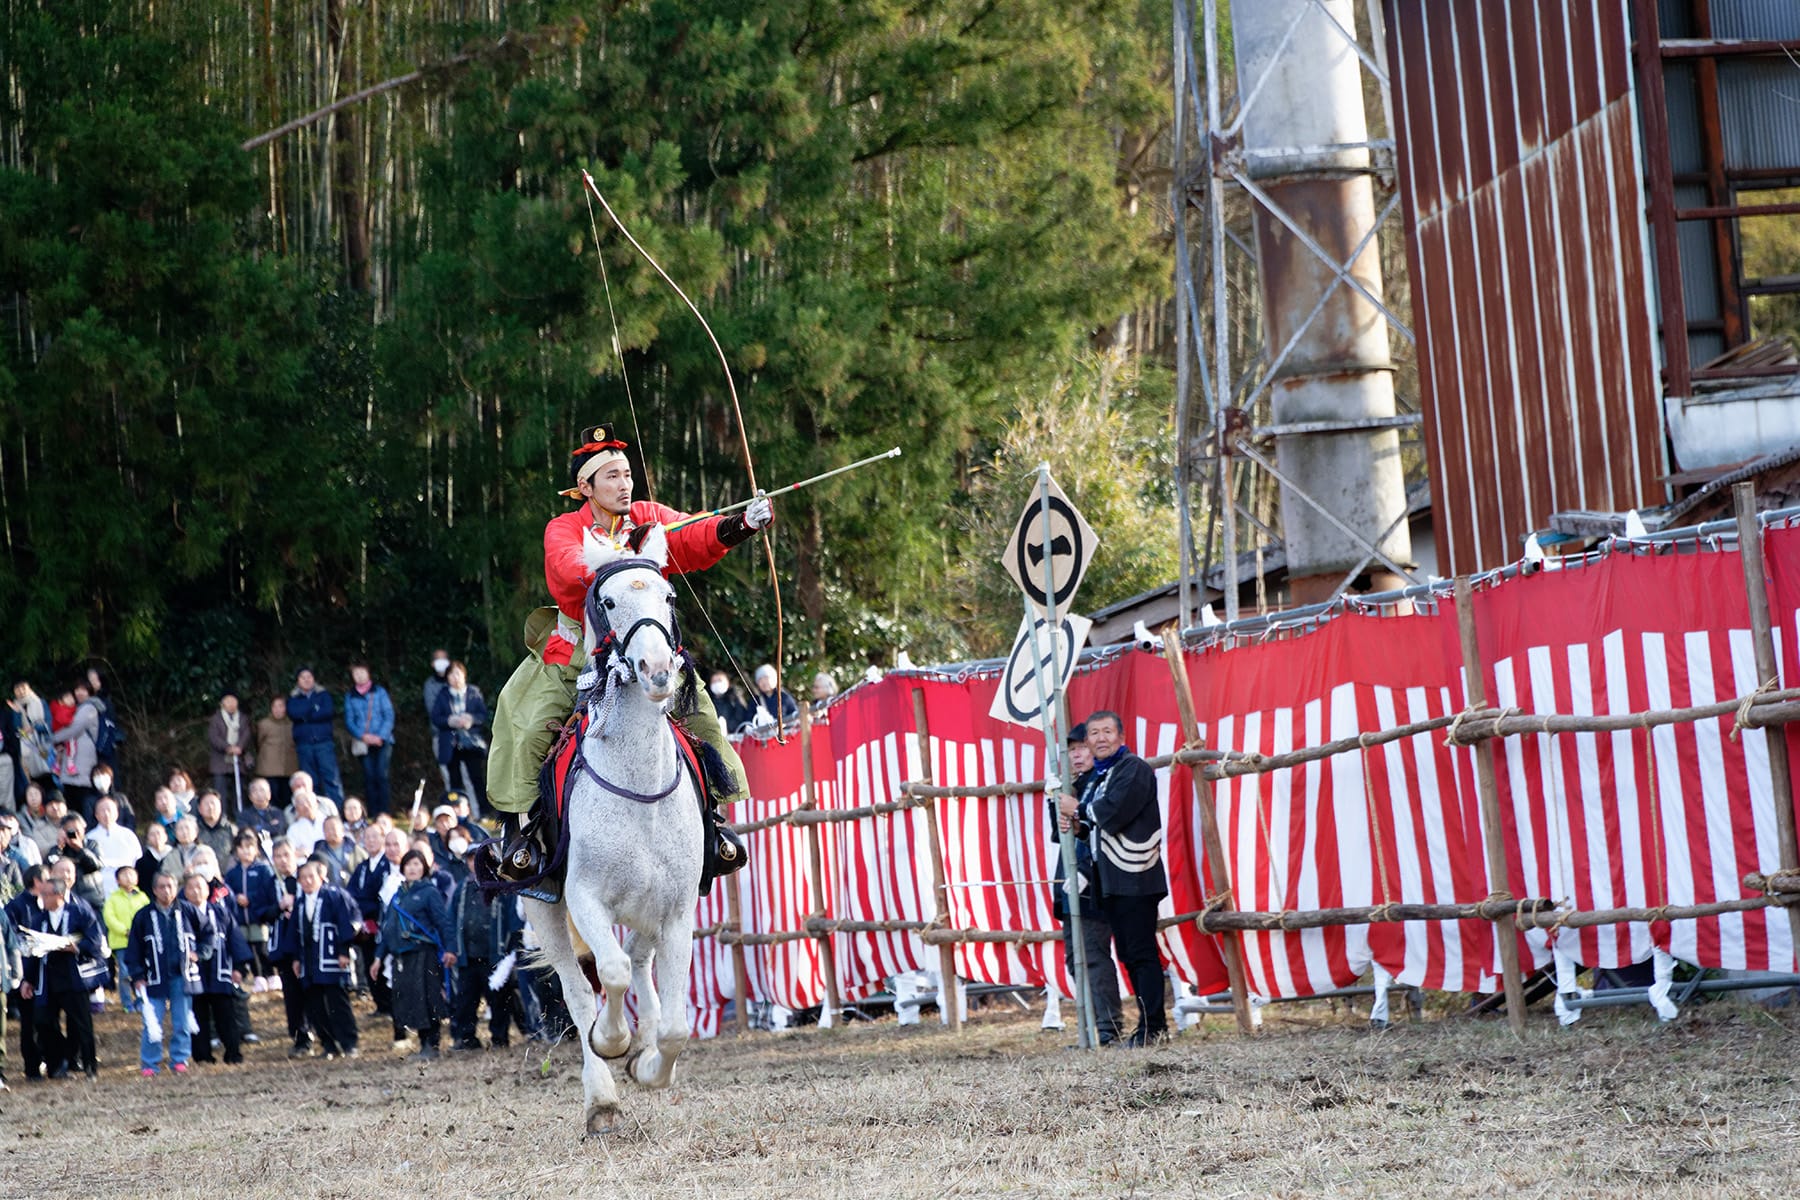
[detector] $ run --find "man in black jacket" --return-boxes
[21,876,105,1078]
[1057,710,1169,1047]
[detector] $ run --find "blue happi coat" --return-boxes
[123,901,201,998]
[225,859,281,927]
[276,884,361,986]
[188,894,254,995]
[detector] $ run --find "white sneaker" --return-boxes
[250,977,268,994]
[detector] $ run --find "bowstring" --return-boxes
[583,183,654,504]
[582,177,762,712]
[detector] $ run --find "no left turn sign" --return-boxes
[989,611,1093,730]
[1003,472,1097,616]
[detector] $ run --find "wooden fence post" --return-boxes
[1455,575,1528,1035]
[911,686,962,1031]
[724,851,750,1034]
[1160,627,1257,1035]
[798,704,843,1022]
[1734,481,1800,963]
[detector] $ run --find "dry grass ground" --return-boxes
[3,989,1799,1198]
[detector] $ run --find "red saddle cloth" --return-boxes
[546,712,707,818]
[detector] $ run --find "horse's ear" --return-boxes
[637,523,670,569]
[581,527,624,575]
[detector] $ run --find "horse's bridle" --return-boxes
[584,556,684,681]
[577,556,688,805]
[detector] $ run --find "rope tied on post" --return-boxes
[1731,675,1779,742]
[1444,704,1483,748]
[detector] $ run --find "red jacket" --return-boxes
[542,501,731,665]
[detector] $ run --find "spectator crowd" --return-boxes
[0,655,580,1088]
[0,653,876,1087]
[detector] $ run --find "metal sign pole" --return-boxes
[1033,463,1099,1051]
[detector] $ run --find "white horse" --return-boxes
[523,523,704,1135]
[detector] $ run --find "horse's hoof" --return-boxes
[591,1031,630,1060]
[584,1104,622,1138]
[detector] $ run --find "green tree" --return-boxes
[951,353,1179,657]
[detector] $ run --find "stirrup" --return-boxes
[699,804,749,896]
[492,815,550,882]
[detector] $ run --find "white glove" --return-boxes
[745,496,774,529]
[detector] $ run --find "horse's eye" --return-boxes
[603,597,616,610]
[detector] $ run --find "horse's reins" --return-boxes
[577,556,686,805]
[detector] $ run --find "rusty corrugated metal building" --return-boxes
[1385,0,1800,575]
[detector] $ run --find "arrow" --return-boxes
[665,447,903,532]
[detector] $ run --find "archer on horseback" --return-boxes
[483,423,767,902]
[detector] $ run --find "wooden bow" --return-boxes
[579,170,786,742]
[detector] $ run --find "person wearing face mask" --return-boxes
[86,765,135,830]
[483,423,767,899]
[707,668,753,733]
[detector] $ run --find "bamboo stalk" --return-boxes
[1162,626,1256,1035]
[1736,480,1800,967]
[912,687,962,1032]
[1746,871,1800,893]
[1457,575,1528,1036]
[798,705,843,1020]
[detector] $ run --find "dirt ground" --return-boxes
[3,988,1798,1199]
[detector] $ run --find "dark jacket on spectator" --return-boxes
[1073,748,1168,900]
[22,897,105,995]
[312,837,356,887]
[287,688,336,747]
[747,688,798,731]
[1050,768,1099,920]
[452,883,523,963]
[189,895,253,995]
[195,815,237,866]
[206,710,255,777]
[347,854,393,932]
[430,686,489,765]
[378,878,450,957]
[0,903,20,995]
[123,900,199,998]
[239,804,287,841]
[281,884,360,987]
[225,859,281,929]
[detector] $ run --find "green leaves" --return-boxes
[0,0,1173,712]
